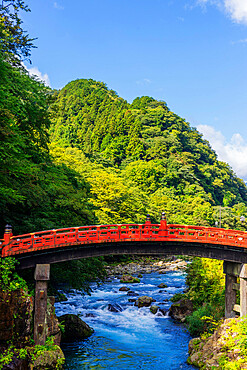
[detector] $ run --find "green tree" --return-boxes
[0,0,34,63]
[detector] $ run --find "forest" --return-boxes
[1,0,247,290]
[1,0,247,333]
[1,2,247,238]
[1,72,247,235]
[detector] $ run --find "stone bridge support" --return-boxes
[34,264,50,345]
[223,261,247,318]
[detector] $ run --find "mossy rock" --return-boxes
[119,286,130,291]
[58,314,94,342]
[150,305,159,314]
[32,347,65,370]
[134,296,156,308]
[158,283,167,288]
[120,274,140,283]
[169,298,193,322]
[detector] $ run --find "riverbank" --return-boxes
[188,317,247,369]
[105,256,188,276]
[0,290,65,370]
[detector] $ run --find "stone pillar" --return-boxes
[239,264,247,317]
[225,273,237,318]
[223,261,241,318]
[34,264,50,345]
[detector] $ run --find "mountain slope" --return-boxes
[49,79,247,209]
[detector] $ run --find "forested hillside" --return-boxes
[49,79,247,229]
[0,0,247,236]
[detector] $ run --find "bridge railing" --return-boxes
[1,222,247,257]
[166,225,247,247]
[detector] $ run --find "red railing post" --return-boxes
[2,224,13,257]
[159,212,168,237]
[145,214,151,225]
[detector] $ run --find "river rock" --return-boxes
[127,290,138,296]
[119,286,130,291]
[58,314,94,342]
[158,269,167,274]
[120,274,140,283]
[159,308,168,316]
[128,298,136,302]
[108,303,123,312]
[85,313,96,317]
[150,305,159,314]
[158,283,167,288]
[169,298,193,322]
[134,296,156,308]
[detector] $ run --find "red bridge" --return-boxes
[1,214,247,269]
[2,213,247,344]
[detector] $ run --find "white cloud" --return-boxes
[197,124,247,179]
[225,0,247,23]
[231,38,247,44]
[54,2,64,10]
[26,66,51,87]
[197,0,247,24]
[136,78,151,85]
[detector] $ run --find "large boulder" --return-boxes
[120,274,140,283]
[134,296,156,308]
[169,298,193,322]
[58,314,94,342]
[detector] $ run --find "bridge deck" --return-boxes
[1,222,247,267]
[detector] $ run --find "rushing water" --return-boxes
[55,270,196,369]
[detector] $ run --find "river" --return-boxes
[55,269,196,369]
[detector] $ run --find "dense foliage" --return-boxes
[50,258,107,294]
[1,1,247,299]
[0,4,96,235]
[183,257,225,336]
[0,0,103,292]
[0,257,27,291]
[49,79,247,227]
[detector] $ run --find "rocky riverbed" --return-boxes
[105,257,188,276]
[55,257,194,369]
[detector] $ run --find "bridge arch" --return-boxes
[1,215,247,269]
[1,216,247,345]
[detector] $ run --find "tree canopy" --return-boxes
[49,79,247,228]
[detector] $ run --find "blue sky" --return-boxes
[22,0,247,180]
